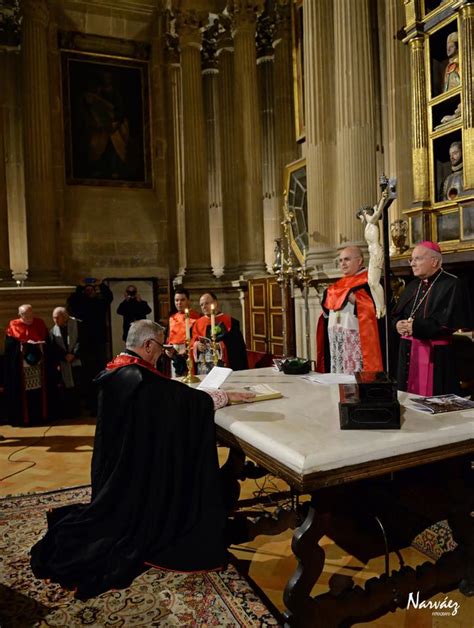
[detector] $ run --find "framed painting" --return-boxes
[61,46,152,187]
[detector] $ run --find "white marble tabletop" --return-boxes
[215,368,474,478]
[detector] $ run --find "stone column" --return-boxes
[202,20,224,277]
[273,0,298,198]
[460,3,474,190]
[175,9,213,281]
[0,54,12,282]
[334,0,378,246]
[217,18,241,279]
[304,0,337,268]
[408,36,430,203]
[21,0,58,282]
[165,29,186,278]
[257,11,278,272]
[229,0,267,276]
[1,51,27,280]
[382,0,413,219]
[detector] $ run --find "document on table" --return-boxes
[197,366,233,390]
[302,372,356,385]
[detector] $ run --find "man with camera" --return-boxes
[117,284,152,341]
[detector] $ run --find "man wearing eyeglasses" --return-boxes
[316,246,383,374]
[31,319,254,599]
[393,241,468,396]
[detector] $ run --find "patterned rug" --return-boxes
[411,519,457,561]
[0,487,280,627]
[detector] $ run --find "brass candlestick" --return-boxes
[211,333,219,367]
[182,338,200,384]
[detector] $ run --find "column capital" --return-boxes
[21,0,49,28]
[165,31,180,64]
[174,9,207,48]
[274,0,291,44]
[216,15,233,53]
[201,17,219,71]
[228,0,264,34]
[256,11,275,59]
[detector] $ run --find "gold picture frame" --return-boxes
[60,32,152,188]
[284,157,307,265]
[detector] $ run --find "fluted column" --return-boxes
[273,1,298,199]
[202,21,224,277]
[165,31,186,277]
[304,0,337,268]
[409,37,430,203]
[257,11,278,272]
[334,0,378,246]
[217,21,241,278]
[0,53,12,281]
[229,0,266,276]
[383,0,413,219]
[175,9,213,280]
[460,3,474,190]
[22,0,58,282]
[1,51,27,280]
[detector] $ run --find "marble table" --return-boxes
[215,368,474,626]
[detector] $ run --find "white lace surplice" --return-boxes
[328,301,362,374]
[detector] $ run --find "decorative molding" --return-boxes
[58,30,151,60]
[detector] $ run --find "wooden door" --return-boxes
[246,277,295,357]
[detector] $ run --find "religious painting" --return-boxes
[462,205,474,240]
[436,210,459,242]
[61,49,151,187]
[291,0,305,142]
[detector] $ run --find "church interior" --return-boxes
[1,0,474,625]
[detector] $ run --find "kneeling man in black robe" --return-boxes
[31,319,253,599]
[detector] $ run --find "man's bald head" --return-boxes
[338,246,364,277]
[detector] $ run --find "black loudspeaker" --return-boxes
[339,373,401,430]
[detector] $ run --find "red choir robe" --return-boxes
[167,310,200,345]
[4,317,49,425]
[316,270,383,374]
[191,313,248,372]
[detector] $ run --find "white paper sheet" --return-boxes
[301,373,356,385]
[197,366,233,390]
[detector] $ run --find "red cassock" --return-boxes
[4,317,49,426]
[167,310,200,345]
[6,317,48,342]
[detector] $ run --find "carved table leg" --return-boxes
[283,493,331,627]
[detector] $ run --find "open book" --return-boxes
[409,394,474,414]
[228,383,283,404]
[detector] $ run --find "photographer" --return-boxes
[117,285,152,341]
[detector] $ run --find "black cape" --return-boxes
[392,269,468,394]
[30,361,228,599]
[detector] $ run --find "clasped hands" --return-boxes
[396,319,413,337]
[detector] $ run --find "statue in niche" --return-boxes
[443,32,460,92]
[356,188,389,319]
[440,141,463,201]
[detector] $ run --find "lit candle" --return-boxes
[185,308,190,341]
[210,303,215,334]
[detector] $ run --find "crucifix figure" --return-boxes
[356,187,389,319]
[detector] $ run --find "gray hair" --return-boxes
[126,319,165,349]
[430,250,442,265]
[52,306,68,317]
[18,304,32,316]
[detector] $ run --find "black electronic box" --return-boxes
[339,371,400,430]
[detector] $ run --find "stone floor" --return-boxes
[1,417,473,627]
